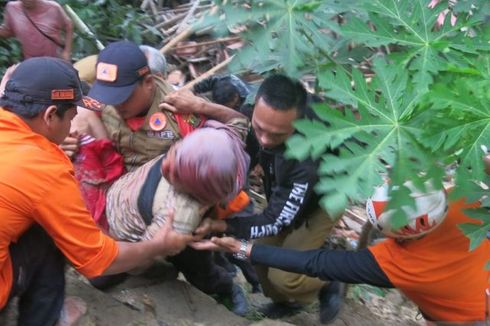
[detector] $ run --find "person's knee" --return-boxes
[267,268,304,296]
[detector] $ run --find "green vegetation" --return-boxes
[0,0,163,73]
[200,0,490,249]
[0,0,488,251]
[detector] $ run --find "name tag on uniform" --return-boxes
[146,130,176,139]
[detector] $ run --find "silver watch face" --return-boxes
[233,240,248,260]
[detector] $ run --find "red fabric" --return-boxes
[73,139,125,231]
[174,113,206,137]
[125,116,146,132]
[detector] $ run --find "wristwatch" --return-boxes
[232,239,248,260]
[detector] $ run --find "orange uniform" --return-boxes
[0,108,118,308]
[369,199,490,321]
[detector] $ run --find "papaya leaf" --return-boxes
[458,219,490,251]
[196,0,349,76]
[289,56,445,221]
[340,0,489,91]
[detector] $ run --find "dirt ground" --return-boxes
[1,258,423,326]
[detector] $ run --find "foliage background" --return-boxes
[0,0,489,250]
[0,0,163,74]
[198,0,490,250]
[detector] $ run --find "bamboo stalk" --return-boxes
[168,36,241,51]
[64,5,104,50]
[157,4,213,15]
[148,0,160,20]
[180,55,235,91]
[176,0,200,34]
[142,12,186,35]
[141,0,151,10]
[159,26,193,54]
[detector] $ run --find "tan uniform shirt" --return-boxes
[102,76,187,171]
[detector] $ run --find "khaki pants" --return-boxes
[254,208,338,304]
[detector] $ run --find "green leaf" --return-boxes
[458,218,490,251]
[340,0,489,90]
[197,0,345,76]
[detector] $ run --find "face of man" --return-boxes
[251,97,298,149]
[46,106,77,145]
[114,76,154,119]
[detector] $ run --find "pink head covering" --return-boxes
[169,120,250,204]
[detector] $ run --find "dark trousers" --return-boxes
[168,247,233,295]
[7,225,65,326]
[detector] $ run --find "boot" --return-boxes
[318,281,345,324]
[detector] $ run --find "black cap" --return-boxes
[88,40,151,106]
[3,57,102,111]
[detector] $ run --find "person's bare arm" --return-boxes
[61,17,73,61]
[0,24,11,38]
[60,108,108,158]
[0,8,13,38]
[160,90,245,123]
[73,108,109,140]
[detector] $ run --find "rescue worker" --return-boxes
[0,57,191,326]
[192,186,490,323]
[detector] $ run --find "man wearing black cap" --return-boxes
[0,57,192,325]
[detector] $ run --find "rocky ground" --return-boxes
[1,185,424,326]
[2,258,424,326]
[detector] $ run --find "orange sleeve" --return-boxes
[214,191,250,220]
[367,239,396,280]
[33,167,118,278]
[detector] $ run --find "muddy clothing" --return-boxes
[251,199,490,322]
[102,115,249,299]
[106,156,209,240]
[102,76,186,172]
[0,108,118,310]
[106,117,250,239]
[1,1,71,59]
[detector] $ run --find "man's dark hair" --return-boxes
[255,74,307,116]
[212,76,241,107]
[0,97,75,119]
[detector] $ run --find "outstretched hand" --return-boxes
[190,236,244,254]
